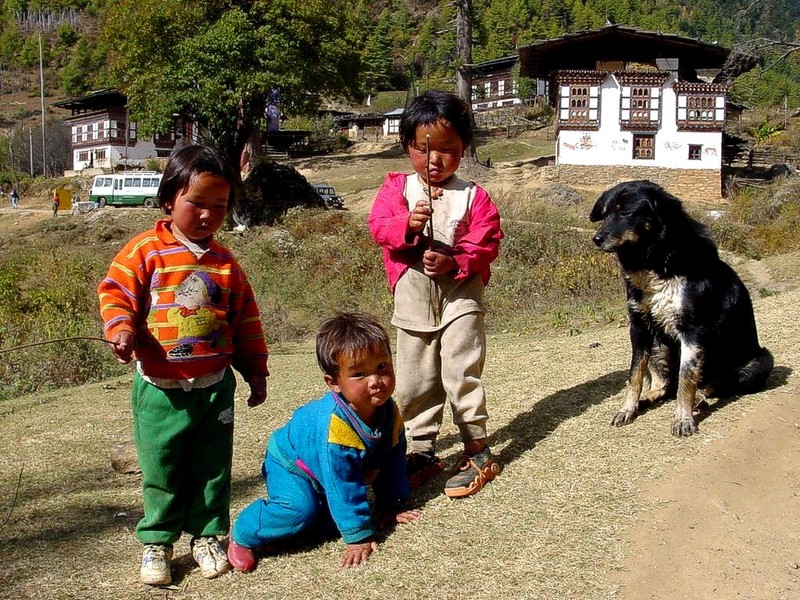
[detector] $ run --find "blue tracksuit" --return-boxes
[232,391,409,547]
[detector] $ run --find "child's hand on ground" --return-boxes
[341,539,379,568]
[378,508,423,529]
[245,375,268,407]
[422,248,458,278]
[408,200,431,234]
[110,331,134,364]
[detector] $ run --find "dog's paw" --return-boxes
[610,410,636,427]
[670,417,698,437]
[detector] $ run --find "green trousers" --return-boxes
[131,369,236,545]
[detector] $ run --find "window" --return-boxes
[558,82,600,129]
[95,149,107,160]
[630,87,651,121]
[498,80,505,97]
[484,82,491,98]
[675,89,725,130]
[619,84,660,130]
[387,118,399,134]
[688,145,702,160]
[78,151,89,162]
[569,86,589,120]
[633,134,655,160]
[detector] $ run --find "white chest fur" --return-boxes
[626,271,685,338]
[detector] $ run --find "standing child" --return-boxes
[368,90,504,499]
[10,187,19,209]
[227,312,422,572]
[51,189,60,217]
[98,144,269,586]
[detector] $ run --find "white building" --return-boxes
[518,26,751,200]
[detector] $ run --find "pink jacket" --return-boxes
[368,172,503,293]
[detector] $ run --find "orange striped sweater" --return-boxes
[98,219,268,380]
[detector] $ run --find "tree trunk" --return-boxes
[454,0,480,167]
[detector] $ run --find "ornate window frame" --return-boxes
[617,72,667,132]
[556,70,605,130]
[674,82,727,131]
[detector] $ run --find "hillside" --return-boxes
[2,145,800,599]
[1,256,798,600]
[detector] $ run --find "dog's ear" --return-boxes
[642,182,683,225]
[589,192,608,222]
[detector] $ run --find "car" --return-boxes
[311,183,344,209]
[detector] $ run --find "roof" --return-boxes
[466,55,519,77]
[52,88,127,111]
[519,25,730,78]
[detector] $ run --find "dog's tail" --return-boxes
[707,347,774,397]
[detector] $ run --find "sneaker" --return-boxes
[191,536,231,579]
[406,451,445,489]
[444,447,501,499]
[140,544,173,586]
[227,539,258,573]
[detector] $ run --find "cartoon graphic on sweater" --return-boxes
[161,271,225,358]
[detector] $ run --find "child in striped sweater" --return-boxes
[98,144,269,586]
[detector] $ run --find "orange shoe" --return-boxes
[444,447,501,498]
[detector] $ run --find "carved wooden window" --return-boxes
[676,93,725,129]
[569,86,589,120]
[620,86,660,129]
[633,134,655,160]
[688,144,702,160]
[559,84,600,129]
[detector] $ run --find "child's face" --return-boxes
[408,119,465,186]
[165,172,229,243]
[325,344,395,421]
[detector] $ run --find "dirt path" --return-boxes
[618,391,800,600]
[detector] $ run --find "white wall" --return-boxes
[557,74,722,170]
[71,140,158,171]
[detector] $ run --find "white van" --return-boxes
[89,172,162,208]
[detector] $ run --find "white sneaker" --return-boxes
[191,536,231,579]
[140,544,173,586]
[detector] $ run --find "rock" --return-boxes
[111,441,141,474]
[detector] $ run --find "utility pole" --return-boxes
[29,127,34,176]
[39,33,46,177]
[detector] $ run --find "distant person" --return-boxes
[97,144,270,586]
[228,313,422,572]
[51,190,60,217]
[10,188,19,209]
[368,90,504,498]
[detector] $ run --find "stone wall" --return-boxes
[538,165,723,202]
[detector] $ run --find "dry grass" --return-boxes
[1,282,797,600]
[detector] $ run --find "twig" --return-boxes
[0,463,24,530]
[0,336,116,355]
[424,132,434,249]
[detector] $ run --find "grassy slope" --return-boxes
[0,283,797,599]
[3,135,800,598]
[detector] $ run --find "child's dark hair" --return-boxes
[399,90,474,152]
[158,144,236,213]
[316,312,392,378]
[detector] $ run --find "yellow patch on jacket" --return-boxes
[328,414,366,450]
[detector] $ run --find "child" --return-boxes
[98,144,269,586]
[368,90,504,499]
[227,312,422,572]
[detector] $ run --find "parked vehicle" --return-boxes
[311,183,344,209]
[89,172,162,208]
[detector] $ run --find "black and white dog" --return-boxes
[590,180,773,436]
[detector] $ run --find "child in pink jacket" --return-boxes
[368,90,504,499]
